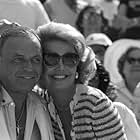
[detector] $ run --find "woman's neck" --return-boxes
[48,84,76,108]
[125,80,138,94]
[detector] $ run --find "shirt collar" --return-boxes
[0,87,13,106]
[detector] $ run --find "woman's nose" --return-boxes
[57,58,65,70]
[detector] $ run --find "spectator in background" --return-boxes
[86,33,112,63]
[0,0,50,30]
[76,5,120,41]
[119,25,140,40]
[113,0,140,32]
[94,0,120,26]
[88,59,117,101]
[88,60,140,140]
[85,33,116,102]
[118,0,140,20]
[76,5,107,37]
[104,39,140,126]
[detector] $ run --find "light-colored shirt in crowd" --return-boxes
[114,102,140,140]
[0,0,50,29]
[46,0,77,27]
[0,87,54,140]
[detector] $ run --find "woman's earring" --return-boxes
[75,72,79,79]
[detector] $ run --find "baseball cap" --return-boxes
[86,33,112,48]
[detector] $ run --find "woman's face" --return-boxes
[122,48,140,87]
[42,39,79,90]
[82,8,103,36]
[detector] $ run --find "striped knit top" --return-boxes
[46,84,127,140]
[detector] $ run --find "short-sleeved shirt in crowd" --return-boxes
[0,0,50,29]
[120,0,140,18]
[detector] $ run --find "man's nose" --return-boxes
[23,60,33,71]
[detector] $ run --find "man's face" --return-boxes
[0,36,42,93]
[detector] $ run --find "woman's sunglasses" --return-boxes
[126,57,140,64]
[43,53,80,67]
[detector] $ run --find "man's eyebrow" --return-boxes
[13,51,42,57]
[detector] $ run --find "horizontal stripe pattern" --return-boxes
[47,84,126,140]
[51,117,64,140]
[72,89,126,140]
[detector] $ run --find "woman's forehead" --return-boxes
[43,40,76,53]
[127,48,140,56]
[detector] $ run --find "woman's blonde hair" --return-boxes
[37,22,96,85]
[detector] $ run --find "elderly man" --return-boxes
[0,20,54,140]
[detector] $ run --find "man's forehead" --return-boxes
[1,36,41,57]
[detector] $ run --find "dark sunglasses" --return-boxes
[126,57,140,64]
[44,53,80,67]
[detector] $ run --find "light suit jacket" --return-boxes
[0,88,55,140]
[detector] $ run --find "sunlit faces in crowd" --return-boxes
[0,32,42,94]
[120,48,140,90]
[76,6,105,37]
[82,8,103,36]
[43,39,79,90]
[86,33,112,63]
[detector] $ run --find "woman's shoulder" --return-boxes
[77,84,108,96]
[76,84,111,105]
[73,85,126,140]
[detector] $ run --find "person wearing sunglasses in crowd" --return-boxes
[36,22,127,140]
[0,19,54,140]
[104,39,140,127]
[89,59,140,140]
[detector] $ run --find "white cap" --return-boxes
[86,33,112,47]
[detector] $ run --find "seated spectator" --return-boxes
[104,39,140,126]
[88,60,140,140]
[86,33,112,63]
[119,25,140,39]
[76,5,107,37]
[118,0,140,21]
[0,0,50,29]
[76,5,120,41]
[113,0,140,31]
[88,60,117,101]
